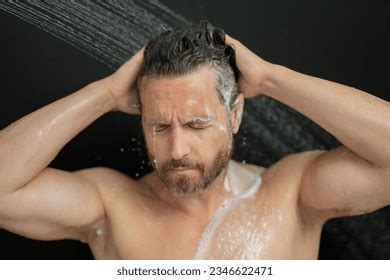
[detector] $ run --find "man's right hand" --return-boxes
[106,48,144,114]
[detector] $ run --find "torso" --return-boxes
[85,151,325,259]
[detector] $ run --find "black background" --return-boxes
[0,0,389,259]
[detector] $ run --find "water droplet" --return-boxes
[96,228,104,236]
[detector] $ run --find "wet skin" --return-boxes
[1,36,389,259]
[81,69,325,259]
[85,156,324,259]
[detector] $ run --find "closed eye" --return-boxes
[188,123,210,130]
[152,124,170,132]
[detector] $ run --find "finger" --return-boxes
[128,48,144,67]
[129,103,141,108]
[225,34,237,45]
[130,103,142,115]
[133,47,145,59]
[116,48,144,78]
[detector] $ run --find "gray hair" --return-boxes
[213,60,238,110]
[137,20,239,111]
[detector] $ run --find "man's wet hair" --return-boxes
[137,20,239,110]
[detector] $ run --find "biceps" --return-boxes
[299,146,390,218]
[0,168,105,241]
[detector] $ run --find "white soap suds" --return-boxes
[96,228,104,236]
[226,160,259,195]
[193,161,263,259]
[277,210,282,223]
[224,175,231,192]
[152,130,158,169]
[217,124,227,132]
[187,99,197,106]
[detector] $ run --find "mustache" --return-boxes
[162,158,203,171]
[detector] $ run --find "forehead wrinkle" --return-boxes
[146,100,217,120]
[141,71,213,100]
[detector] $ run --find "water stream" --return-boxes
[0,1,339,170]
[1,0,387,260]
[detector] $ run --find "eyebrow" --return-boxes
[186,117,214,125]
[148,116,215,127]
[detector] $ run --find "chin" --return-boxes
[169,189,204,196]
[165,179,207,196]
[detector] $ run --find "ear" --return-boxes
[229,93,244,134]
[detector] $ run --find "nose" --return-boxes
[170,126,190,160]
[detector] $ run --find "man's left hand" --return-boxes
[225,35,272,98]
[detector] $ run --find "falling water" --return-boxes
[1,0,388,260]
[0,0,340,170]
[0,0,191,69]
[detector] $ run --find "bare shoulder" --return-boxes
[249,149,327,198]
[74,166,138,188]
[264,150,329,219]
[234,150,325,180]
[268,149,325,174]
[74,167,150,214]
[74,167,150,238]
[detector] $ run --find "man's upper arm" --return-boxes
[0,167,107,241]
[299,146,390,220]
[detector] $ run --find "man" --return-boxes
[0,21,389,259]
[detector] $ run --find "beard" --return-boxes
[147,133,234,196]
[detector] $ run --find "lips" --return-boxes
[169,167,194,172]
[170,168,192,171]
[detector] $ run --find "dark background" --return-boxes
[0,0,389,259]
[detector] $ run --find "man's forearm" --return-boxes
[260,64,390,167]
[0,78,115,193]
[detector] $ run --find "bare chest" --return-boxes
[88,158,324,259]
[88,187,321,260]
